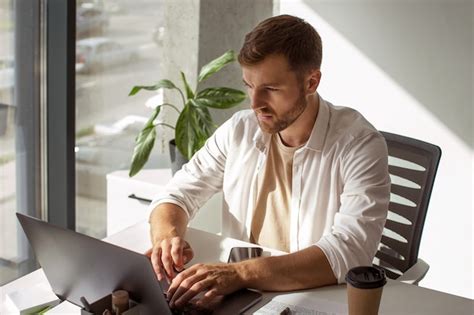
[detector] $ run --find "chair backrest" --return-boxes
[374,131,441,279]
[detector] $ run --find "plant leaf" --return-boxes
[129,126,156,177]
[195,87,246,109]
[129,79,177,96]
[198,50,236,83]
[190,100,216,137]
[175,105,195,159]
[175,103,214,160]
[129,107,161,177]
[142,105,162,129]
[180,71,195,100]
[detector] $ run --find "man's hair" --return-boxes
[238,15,323,75]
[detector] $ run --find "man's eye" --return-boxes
[266,87,278,91]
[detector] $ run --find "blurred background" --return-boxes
[0,0,472,300]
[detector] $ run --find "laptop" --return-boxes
[16,213,262,315]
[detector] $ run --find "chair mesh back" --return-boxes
[374,132,441,279]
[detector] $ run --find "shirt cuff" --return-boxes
[147,198,191,222]
[315,237,347,284]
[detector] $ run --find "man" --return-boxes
[146,15,390,309]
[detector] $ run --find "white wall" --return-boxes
[280,0,473,299]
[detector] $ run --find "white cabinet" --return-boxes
[106,169,171,236]
[106,169,221,236]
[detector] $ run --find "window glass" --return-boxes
[0,4,15,284]
[75,0,169,238]
[0,1,40,285]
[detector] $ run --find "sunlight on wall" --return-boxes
[280,0,473,299]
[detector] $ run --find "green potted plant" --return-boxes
[128,50,246,177]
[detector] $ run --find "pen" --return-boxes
[280,307,291,315]
[80,296,92,312]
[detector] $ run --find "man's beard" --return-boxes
[256,91,307,134]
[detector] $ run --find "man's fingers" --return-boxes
[167,265,204,299]
[170,274,211,308]
[174,280,212,308]
[161,241,176,280]
[170,238,184,270]
[204,288,219,299]
[148,237,194,284]
[144,248,152,257]
[195,289,220,307]
[182,247,194,264]
[150,247,165,281]
[167,267,193,298]
[166,263,242,309]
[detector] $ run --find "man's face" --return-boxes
[242,54,308,134]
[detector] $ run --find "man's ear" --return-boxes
[305,69,321,94]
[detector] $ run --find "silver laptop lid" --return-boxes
[17,213,171,315]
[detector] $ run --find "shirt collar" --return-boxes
[305,94,329,152]
[253,124,270,152]
[253,94,330,152]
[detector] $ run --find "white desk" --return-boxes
[106,169,222,236]
[1,221,472,314]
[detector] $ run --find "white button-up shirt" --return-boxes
[149,95,390,283]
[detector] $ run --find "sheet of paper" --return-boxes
[44,300,82,314]
[4,283,60,315]
[253,292,347,315]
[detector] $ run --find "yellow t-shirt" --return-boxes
[250,134,301,252]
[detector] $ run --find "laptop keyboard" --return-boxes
[171,305,212,315]
[165,292,213,315]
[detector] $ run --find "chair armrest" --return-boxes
[398,258,430,285]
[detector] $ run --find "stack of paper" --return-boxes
[253,292,347,315]
[4,284,60,315]
[44,300,82,314]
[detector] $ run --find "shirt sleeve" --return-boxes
[147,114,234,220]
[315,132,391,283]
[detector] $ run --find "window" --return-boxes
[0,0,76,286]
[0,0,42,285]
[75,0,169,238]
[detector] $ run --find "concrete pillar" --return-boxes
[197,0,274,124]
[157,0,201,141]
[161,0,274,125]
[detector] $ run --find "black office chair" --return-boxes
[374,131,441,284]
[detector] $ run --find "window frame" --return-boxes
[45,0,76,229]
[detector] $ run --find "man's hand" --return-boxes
[165,246,337,309]
[147,203,191,281]
[145,236,194,281]
[167,263,245,308]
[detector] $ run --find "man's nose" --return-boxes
[249,89,265,110]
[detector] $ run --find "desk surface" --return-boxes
[1,221,472,314]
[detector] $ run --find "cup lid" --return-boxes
[112,290,129,305]
[345,266,387,289]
